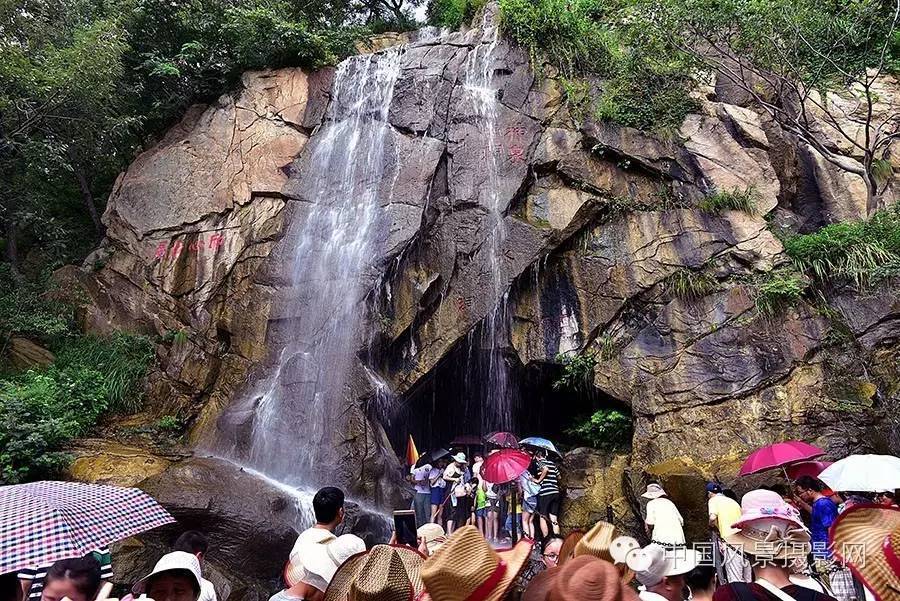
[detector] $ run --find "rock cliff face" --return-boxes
[63,6,899,599]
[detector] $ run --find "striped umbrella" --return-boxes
[0,481,175,574]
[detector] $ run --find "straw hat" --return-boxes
[523,555,639,601]
[558,531,584,566]
[420,525,533,601]
[572,522,638,584]
[418,523,447,555]
[132,551,202,595]
[287,534,366,589]
[724,490,810,561]
[626,544,700,588]
[642,484,666,499]
[830,504,900,601]
[325,544,426,601]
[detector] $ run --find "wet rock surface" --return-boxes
[63,11,900,600]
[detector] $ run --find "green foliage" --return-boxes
[0,366,106,483]
[565,408,632,450]
[754,270,807,315]
[872,159,894,186]
[783,206,900,287]
[156,415,182,431]
[498,0,612,78]
[427,0,485,29]
[665,269,717,301]
[553,352,598,392]
[699,187,758,214]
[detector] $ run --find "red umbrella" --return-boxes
[785,460,832,481]
[485,431,519,449]
[481,449,531,484]
[481,449,532,545]
[738,440,824,476]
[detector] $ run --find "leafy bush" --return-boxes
[553,352,598,392]
[754,270,807,315]
[699,187,758,214]
[665,269,716,301]
[566,408,632,450]
[156,415,182,432]
[427,0,485,29]
[784,206,900,287]
[0,367,107,483]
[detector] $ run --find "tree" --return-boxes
[646,0,900,209]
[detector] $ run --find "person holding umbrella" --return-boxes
[39,557,102,601]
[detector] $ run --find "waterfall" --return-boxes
[462,12,514,434]
[214,47,405,487]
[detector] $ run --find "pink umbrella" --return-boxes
[481,449,532,545]
[485,431,519,449]
[738,440,824,476]
[785,460,832,480]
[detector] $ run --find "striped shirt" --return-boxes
[18,548,113,599]
[537,459,560,496]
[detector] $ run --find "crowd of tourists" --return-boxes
[408,447,562,542]
[8,474,897,601]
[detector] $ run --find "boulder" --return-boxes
[7,337,54,369]
[560,449,637,536]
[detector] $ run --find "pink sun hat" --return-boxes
[731,489,805,530]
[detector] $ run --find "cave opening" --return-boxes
[378,339,633,459]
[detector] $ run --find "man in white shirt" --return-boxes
[288,487,344,564]
[627,543,700,601]
[172,531,218,601]
[410,461,433,527]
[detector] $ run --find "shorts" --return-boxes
[475,507,487,518]
[537,493,561,517]
[430,486,446,505]
[454,497,471,523]
[488,497,501,512]
[522,496,537,513]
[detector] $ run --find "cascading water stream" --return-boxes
[213,47,405,488]
[462,13,514,434]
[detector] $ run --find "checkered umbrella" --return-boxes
[0,481,175,574]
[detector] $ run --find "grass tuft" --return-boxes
[699,187,758,214]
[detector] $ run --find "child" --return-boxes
[474,479,488,535]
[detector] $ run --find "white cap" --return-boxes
[626,544,700,587]
[133,551,202,595]
[291,534,366,591]
[452,453,467,463]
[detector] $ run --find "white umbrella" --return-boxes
[818,454,900,492]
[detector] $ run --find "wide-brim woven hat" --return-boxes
[325,544,426,601]
[538,555,639,601]
[421,525,533,601]
[521,567,558,601]
[830,504,900,601]
[558,531,584,566]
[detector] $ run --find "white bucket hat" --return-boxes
[287,534,366,590]
[626,544,700,587]
[452,452,467,463]
[132,551,202,595]
[641,484,667,499]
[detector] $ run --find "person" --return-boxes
[484,478,501,543]
[471,453,484,481]
[417,522,447,555]
[289,487,345,563]
[685,564,717,601]
[20,549,112,601]
[712,489,836,601]
[505,483,524,537]
[514,535,564,596]
[325,544,426,601]
[1,573,19,601]
[39,558,101,601]
[642,484,685,546]
[707,482,751,583]
[454,477,475,531]
[533,449,561,537]
[541,536,563,569]
[173,531,217,601]
[133,551,203,601]
[520,468,540,540]
[795,475,852,598]
[280,534,365,599]
[522,555,639,601]
[626,543,700,601]
[474,478,488,535]
[429,459,448,524]
[443,453,467,534]
[828,503,898,601]
[411,459,433,527]
[573,521,638,584]
[421,525,534,601]
[874,490,896,507]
